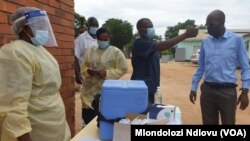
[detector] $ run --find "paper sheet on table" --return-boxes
[79,138,101,141]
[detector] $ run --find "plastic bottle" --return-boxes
[154,86,162,104]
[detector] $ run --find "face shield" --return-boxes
[13,10,57,47]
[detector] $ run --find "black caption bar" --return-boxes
[131,125,250,140]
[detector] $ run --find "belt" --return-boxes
[204,81,237,89]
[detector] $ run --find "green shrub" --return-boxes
[161,50,172,55]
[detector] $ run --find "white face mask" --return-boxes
[97,40,109,49]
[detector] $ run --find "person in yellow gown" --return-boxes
[81,27,128,125]
[0,7,71,141]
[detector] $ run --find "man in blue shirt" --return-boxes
[190,10,250,124]
[131,18,198,105]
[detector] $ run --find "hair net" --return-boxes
[10,7,39,36]
[10,7,57,47]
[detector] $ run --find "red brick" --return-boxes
[61,91,75,104]
[67,55,74,62]
[0,24,12,34]
[46,48,62,55]
[60,18,74,28]
[6,0,26,6]
[56,33,74,42]
[60,91,71,100]
[61,0,74,7]
[64,97,75,112]
[68,62,75,69]
[53,24,68,34]
[0,11,8,23]
[54,55,62,63]
[0,35,4,46]
[60,85,68,93]
[49,0,60,8]
[65,99,75,114]
[66,114,75,126]
[6,13,11,24]
[54,32,61,41]
[59,63,74,70]
[60,84,75,96]
[53,24,74,36]
[67,84,75,92]
[64,12,74,21]
[63,56,74,63]
[37,0,49,5]
[52,24,62,33]
[61,49,74,56]
[61,3,74,14]
[62,77,74,86]
[57,41,74,49]
[61,69,75,77]
[0,1,17,13]
[25,0,43,9]
[66,28,75,36]
[59,63,67,70]
[4,35,15,44]
[49,15,62,25]
[55,9,65,18]
[42,5,55,15]
[63,96,75,135]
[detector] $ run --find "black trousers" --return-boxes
[82,94,100,125]
[82,108,96,125]
[200,83,237,125]
[148,93,155,106]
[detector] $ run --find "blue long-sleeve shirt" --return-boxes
[191,30,250,92]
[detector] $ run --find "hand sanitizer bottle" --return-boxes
[154,86,162,104]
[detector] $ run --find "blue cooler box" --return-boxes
[99,80,148,141]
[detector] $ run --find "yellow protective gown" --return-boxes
[0,40,71,141]
[81,45,128,109]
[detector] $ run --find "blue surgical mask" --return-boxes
[31,30,49,46]
[89,27,98,35]
[98,40,109,49]
[146,27,155,39]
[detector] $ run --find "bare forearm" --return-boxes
[156,27,198,51]
[156,33,187,51]
[75,56,81,76]
[18,133,32,141]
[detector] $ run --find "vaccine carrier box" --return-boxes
[99,80,148,141]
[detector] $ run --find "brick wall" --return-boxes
[0,0,76,136]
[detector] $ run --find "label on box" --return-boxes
[147,104,176,122]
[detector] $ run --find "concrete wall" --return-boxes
[177,40,202,60]
[244,35,250,58]
[177,35,250,60]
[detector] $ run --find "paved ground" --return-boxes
[74,60,250,133]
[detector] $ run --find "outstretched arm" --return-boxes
[156,28,198,51]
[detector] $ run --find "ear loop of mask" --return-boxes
[22,29,33,39]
